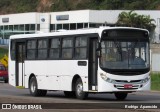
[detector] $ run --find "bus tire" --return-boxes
[29,76,47,97]
[114,92,128,100]
[64,91,76,98]
[4,79,8,83]
[75,78,88,100]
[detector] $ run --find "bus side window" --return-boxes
[49,38,60,59]
[37,39,47,59]
[27,40,36,59]
[75,37,87,59]
[11,40,15,60]
[62,38,73,59]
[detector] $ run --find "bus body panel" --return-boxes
[9,60,16,86]
[24,60,88,91]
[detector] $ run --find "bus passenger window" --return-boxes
[37,39,47,59]
[11,41,15,60]
[75,37,87,59]
[49,38,60,59]
[27,40,36,59]
[62,38,73,59]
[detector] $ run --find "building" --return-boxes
[0,10,160,43]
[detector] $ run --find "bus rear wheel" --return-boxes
[75,78,88,100]
[29,76,47,96]
[114,92,128,100]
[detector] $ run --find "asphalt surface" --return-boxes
[0,82,160,112]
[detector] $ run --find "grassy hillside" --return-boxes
[0,0,160,14]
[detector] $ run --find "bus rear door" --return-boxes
[15,42,25,87]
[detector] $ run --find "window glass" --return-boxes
[9,25,13,31]
[4,26,8,30]
[75,37,87,59]
[19,25,24,31]
[62,39,73,48]
[77,23,83,29]
[14,25,19,31]
[38,49,47,59]
[30,24,35,31]
[50,39,59,48]
[49,49,59,59]
[70,23,76,30]
[75,48,87,59]
[50,24,55,31]
[49,38,59,59]
[63,24,69,30]
[62,49,72,59]
[25,24,29,31]
[27,50,36,59]
[57,24,62,30]
[62,38,73,59]
[38,39,47,59]
[84,23,88,28]
[11,41,15,60]
[76,37,87,47]
[27,40,36,49]
[38,40,47,48]
[27,40,36,59]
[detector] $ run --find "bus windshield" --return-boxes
[100,40,150,70]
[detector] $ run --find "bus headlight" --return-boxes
[141,76,150,83]
[100,73,115,83]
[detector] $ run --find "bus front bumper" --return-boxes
[98,78,150,92]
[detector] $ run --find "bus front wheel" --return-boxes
[75,78,88,100]
[29,76,47,96]
[114,92,128,100]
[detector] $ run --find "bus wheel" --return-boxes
[114,92,128,100]
[4,79,8,83]
[75,78,88,100]
[64,91,76,98]
[29,76,47,96]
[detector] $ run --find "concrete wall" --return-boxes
[151,44,160,72]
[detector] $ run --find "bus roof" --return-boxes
[10,27,148,39]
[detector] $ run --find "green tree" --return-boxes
[116,11,156,32]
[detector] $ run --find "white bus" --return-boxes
[9,27,150,100]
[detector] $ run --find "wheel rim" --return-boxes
[76,83,83,96]
[31,81,36,93]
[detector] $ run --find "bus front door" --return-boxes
[16,42,25,87]
[89,38,98,91]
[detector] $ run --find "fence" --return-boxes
[0,39,9,45]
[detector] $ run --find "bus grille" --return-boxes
[114,80,143,90]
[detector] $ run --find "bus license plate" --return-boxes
[124,84,132,88]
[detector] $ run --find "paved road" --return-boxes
[0,82,160,112]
